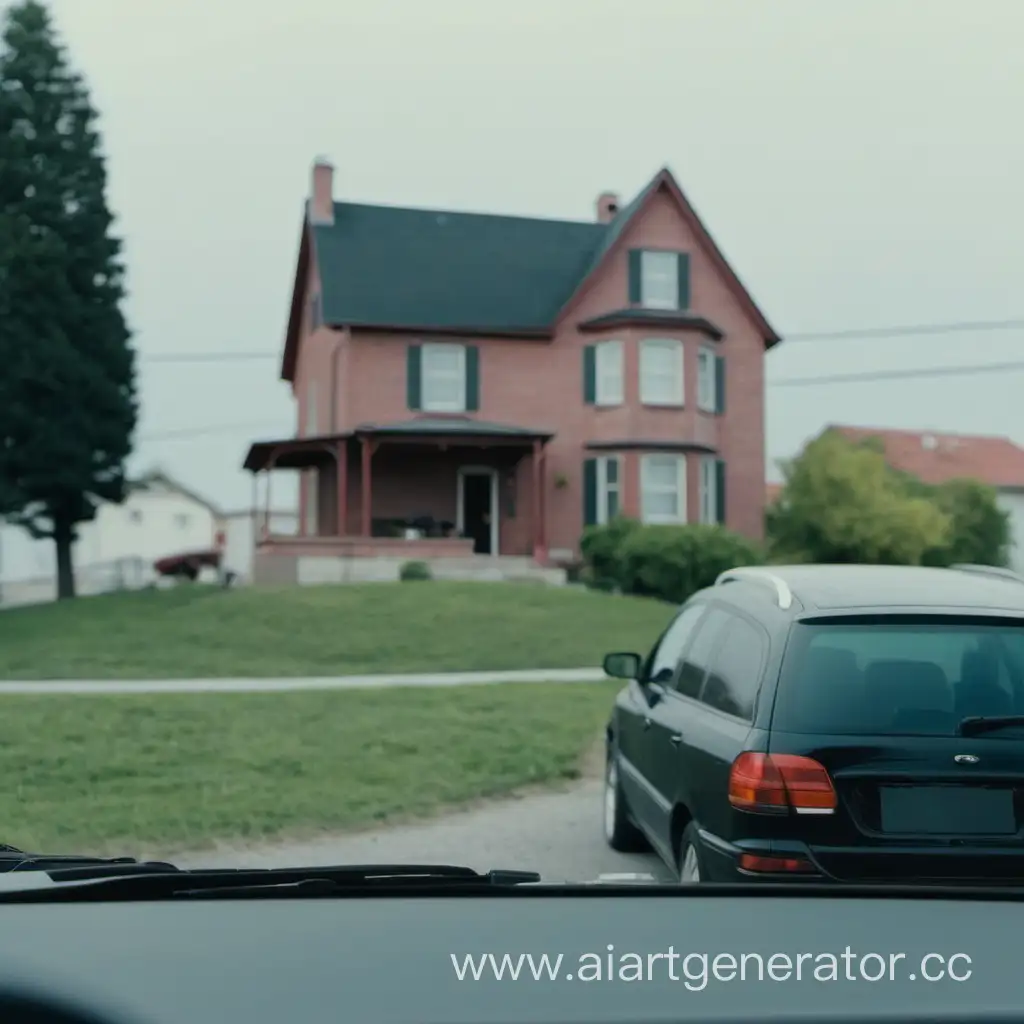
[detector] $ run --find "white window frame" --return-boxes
[699,456,718,524]
[640,454,687,525]
[640,250,679,310]
[421,343,467,413]
[697,347,716,412]
[639,338,684,406]
[594,340,624,406]
[596,456,621,525]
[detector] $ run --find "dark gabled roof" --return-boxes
[281,167,781,381]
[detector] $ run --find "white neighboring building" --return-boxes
[0,470,222,606]
[221,509,298,582]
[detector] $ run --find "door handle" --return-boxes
[669,733,683,746]
[642,717,652,731]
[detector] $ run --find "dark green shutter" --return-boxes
[627,249,642,304]
[677,253,691,309]
[715,459,727,525]
[582,345,596,404]
[714,355,726,415]
[406,344,422,410]
[465,345,480,411]
[583,458,598,527]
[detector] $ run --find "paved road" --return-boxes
[0,667,607,695]
[170,779,671,883]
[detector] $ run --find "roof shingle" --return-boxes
[828,425,1024,489]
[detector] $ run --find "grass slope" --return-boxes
[0,582,672,679]
[0,682,620,854]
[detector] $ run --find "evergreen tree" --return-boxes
[0,0,136,599]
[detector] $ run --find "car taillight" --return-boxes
[728,752,837,814]
[738,853,815,874]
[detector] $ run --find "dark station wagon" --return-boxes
[602,563,1024,884]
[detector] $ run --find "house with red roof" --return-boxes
[818,425,1024,570]
[243,158,780,583]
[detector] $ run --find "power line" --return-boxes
[143,352,277,363]
[135,316,1024,363]
[137,421,285,442]
[783,317,1024,343]
[769,358,1024,388]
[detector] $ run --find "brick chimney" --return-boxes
[309,156,334,225]
[596,191,620,223]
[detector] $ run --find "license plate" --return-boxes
[879,785,1016,835]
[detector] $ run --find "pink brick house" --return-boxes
[243,159,780,581]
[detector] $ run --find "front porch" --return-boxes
[243,418,559,584]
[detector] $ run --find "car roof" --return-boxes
[717,564,1024,616]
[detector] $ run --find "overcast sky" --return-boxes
[28,0,1024,512]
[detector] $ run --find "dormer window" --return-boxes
[629,249,691,310]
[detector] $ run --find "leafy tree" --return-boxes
[0,0,136,599]
[766,430,951,565]
[924,478,1011,568]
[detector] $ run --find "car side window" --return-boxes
[700,615,767,720]
[643,604,706,686]
[675,608,730,698]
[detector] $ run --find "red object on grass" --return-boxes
[153,549,222,577]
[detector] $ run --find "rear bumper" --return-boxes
[698,829,1024,884]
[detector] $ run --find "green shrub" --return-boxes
[399,560,432,581]
[617,524,764,604]
[579,517,641,591]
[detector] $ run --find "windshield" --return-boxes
[0,0,1021,905]
[774,619,1024,737]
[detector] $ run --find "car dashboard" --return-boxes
[0,885,1020,1024]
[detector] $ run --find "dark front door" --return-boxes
[462,473,493,554]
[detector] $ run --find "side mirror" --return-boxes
[603,651,642,680]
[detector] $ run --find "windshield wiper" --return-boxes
[957,714,1024,737]
[0,863,542,902]
[1,849,176,875]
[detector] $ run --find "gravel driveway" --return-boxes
[173,779,671,883]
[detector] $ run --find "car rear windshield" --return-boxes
[773,617,1024,736]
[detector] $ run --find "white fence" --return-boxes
[0,557,152,609]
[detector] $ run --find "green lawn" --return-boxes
[0,582,671,679]
[0,682,620,854]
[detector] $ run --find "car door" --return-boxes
[682,612,770,844]
[643,606,732,856]
[617,602,708,848]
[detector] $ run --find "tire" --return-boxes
[677,822,707,884]
[603,750,648,852]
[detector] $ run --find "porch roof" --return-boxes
[243,418,554,472]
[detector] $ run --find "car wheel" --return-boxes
[677,822,706,884]
[603,751,648,852]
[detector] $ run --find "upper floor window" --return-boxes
[422,344,466,412]
[698,347,724,414]
[583,340,623,406]
[639,338,684,406]
[407,343,480,413]
[630,249,691,310]
[640,454,686,525]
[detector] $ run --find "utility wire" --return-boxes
[133,316,1024,442]
[769,358,1024,388]
[137,315,1024,364]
